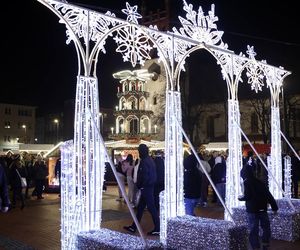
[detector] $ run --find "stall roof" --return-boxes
[105,140,189,150]
[202,142,228,151]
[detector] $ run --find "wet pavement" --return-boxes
[0,186,300,250]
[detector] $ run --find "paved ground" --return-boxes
[0,186,300,250]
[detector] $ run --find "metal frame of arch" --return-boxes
[37,0,292,248]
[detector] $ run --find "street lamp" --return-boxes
[111,127,114,134]
[54,119,59,143]
[154,124,157,133]
[22,124,27,143]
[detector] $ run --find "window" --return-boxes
[3,136,11,142]
[4,121,11,129]
[4,107,11,115]
[18,109,31,116]
[153,96,157,105]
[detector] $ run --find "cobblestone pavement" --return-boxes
[0,186,300,250]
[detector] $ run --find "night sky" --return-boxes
[1,0,299,115]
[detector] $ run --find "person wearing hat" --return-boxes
[123,144,160,236]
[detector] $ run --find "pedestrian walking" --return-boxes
[123,144,160,236]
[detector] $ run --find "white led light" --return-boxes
[37,1,293,247]
[284,156,292,199]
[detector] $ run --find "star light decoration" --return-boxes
[245,45,265,93]
[122,2,142,23]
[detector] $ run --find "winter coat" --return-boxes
[154,156,165,187]
[184,154,202,199]
[0,164,9,207]
[136,144,157,189]
[211,156,226,184]
[239,165,278,213]
[9,163,25,188]
[33,161,48,180]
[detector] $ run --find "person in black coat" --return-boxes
[153,150,165,212]
[0,161,10,212]
[211,156,226,204]
[239,164,278,250]
[33,156,48,200]
[9,155,25,209]
[184,152,202,215]
[123,144,160,236]
[290,150,300,198]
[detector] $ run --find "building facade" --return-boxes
[191,95,300,151]
[0,103,36,152]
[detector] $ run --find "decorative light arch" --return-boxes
[37,0,292,248]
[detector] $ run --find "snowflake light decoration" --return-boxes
[122,2,142,24]
[114,27,152,67]
[246,64,265,93]
[173,1,226,48]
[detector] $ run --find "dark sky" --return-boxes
[1,0,299,115]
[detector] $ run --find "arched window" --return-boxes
[140,116,150,133]
[131,81,136,91]
[128,96,137,110]
[120,97,126,110]
[140,97,146,110]
[127,116,138,134]
[118,117,125,133]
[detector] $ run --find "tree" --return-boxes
[249,98,271,144]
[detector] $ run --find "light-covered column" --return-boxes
[160,90,185,244]
[225,99,243,220]
[60,140,75,250]
[60,75,105,250]
[284,155,292,199]
[270,106,283,199]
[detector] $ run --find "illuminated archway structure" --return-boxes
[37,0,293,248]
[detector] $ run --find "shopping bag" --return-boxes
[134,189,142,206]
[20,177,27,188]
[16,169,27,188]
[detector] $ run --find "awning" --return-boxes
[105,140,189,151]
[202,142,228,151]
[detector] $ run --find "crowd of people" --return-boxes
[1,145,299,249]
[0,152,48,211]
[183,150,227,216]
